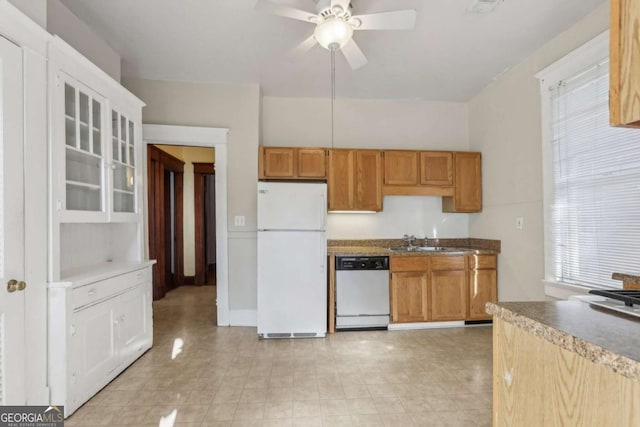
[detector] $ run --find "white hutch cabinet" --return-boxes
[46,37,153,417]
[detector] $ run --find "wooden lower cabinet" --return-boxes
[493,318,640,426]
[390,254,497,324]
[468,254,498,320]
[430,270,467,321]
[391,271,429,323]
[430,256,467,321]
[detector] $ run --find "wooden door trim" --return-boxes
[194,162,215,285]
[147,145,185,299]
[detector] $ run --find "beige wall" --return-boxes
[46,0,121,81]
[262,96,471,240]
[156,145,214,277]
[8,0,47,27]
[467,3,609,301]
[123,78,260,311]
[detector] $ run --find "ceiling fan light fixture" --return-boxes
[348,17,361,29]
[314,17,353,50]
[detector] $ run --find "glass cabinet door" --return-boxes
[64,83,104,212]
[111,110,136,213]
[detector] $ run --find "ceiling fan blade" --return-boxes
[288,34,318,58]
[341,39,368,70]
[352,9,417,30]
[255,0,317,23]
[331,0,351,11]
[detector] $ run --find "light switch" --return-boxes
[516,217,524,230]
[234,215,246,227]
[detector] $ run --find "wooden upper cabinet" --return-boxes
[355,150,383,211]
[328,149,382,211]
[297,148,327,178]
[443,152,482,213]
[421,152,453,186]
[262,147,295,178]
[384,151,419,185]
[610,0,640,127]
[260,147,327,180]
[328,149,354,210]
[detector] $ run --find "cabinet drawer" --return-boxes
[430,256,465,271]
[468,254,496,270]
[390,256,429,272]
[72,268,149,309]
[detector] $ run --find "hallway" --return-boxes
[66,286,492,426]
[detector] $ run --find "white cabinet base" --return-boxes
[48,262,153,417]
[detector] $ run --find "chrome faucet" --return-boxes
[402,234,417,248]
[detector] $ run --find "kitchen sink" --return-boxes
[386,246,455,253]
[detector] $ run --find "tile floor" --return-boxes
[66,286,493,427]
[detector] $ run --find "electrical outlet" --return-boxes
[516,217,524,230]
[234,215,245,227]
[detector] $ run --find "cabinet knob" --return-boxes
[7,279,26,292]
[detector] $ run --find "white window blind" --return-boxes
[550,58,640,289]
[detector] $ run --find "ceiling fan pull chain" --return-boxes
[331,47,336,149]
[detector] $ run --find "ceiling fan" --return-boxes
[255,0,417,69]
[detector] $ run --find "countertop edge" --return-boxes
[486,302,640,382]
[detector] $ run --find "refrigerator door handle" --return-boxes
[321,193,327,230]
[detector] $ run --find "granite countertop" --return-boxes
[327,238,500,257]
[487,301,640,381]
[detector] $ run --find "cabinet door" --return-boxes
[328,149,354,210]
[421,152,453,186]
[384,151,419,185]
[110,110,137,215]
[263,147,295,178]
[297,148,327,178]
[71,299,119,406]
[610,0,640,127]
[430,270,467,321]
[469,269,497,320]
[355,150,383,211]
[57,75,108,221]
[443,152,482,213]
[118,283,151,362]
[390,271,428,323]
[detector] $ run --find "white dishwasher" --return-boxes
[335,256,390,330]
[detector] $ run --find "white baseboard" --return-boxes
[387,321,465,330]
[229,309,257,327]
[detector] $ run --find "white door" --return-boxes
[257,182,327,231]
[0,35,26,404]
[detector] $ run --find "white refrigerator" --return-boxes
[257,181,327,338]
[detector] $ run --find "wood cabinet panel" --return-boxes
[431,255,466,271]
[443,152,482,213]
[328,149,354,210]
[421,152,453,186]
[384,150,419,185]
[297,148,327,178]
[610,0,640,127]
[430,270,467,321]
[469,254,497,270]
[263,147,295,178]
[390,256,429,272]
[391,271,429,323]
[469,269,497,320]
[493,318,640,426]
[355,150,383,211]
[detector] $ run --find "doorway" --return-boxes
[143,124,230,325]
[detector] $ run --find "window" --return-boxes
[539,32,640,291]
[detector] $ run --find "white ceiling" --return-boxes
[60,0,606,102]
